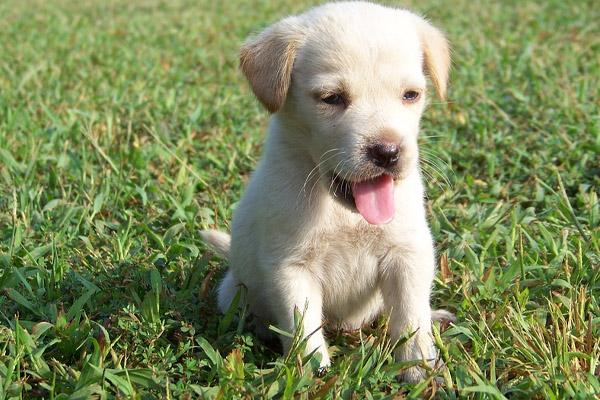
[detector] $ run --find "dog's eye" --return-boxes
[322,94,345,105]
[402,90,421,102]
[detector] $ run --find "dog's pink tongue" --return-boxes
[351,175,395,225]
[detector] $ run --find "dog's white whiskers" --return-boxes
[306,149,346,206]
[421,159,451,191]
[420,166,440,194]
[420,148,451,168]
[298,148,340,201]
[331,157,354,196]
[420,149,454,189]
[421,173,441,199]
[325,158,346,198]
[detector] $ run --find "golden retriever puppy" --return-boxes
[202,1,452,382]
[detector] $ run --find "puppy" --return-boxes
[202,1,452,382]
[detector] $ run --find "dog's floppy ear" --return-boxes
[240,18,301,113]
[416,17,450,100]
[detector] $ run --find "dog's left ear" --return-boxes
[416,18,450,100]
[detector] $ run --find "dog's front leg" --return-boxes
[272,266,330,368]
[380,243,437,383]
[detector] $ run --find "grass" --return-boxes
[0,0,598,398]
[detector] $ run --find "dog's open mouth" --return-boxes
[330,173,395,225]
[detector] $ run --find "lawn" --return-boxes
[0,0,598,398]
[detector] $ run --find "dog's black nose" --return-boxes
[368,143,400,168]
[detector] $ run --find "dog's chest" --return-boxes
[306,225,388,289]
[298,226,388,324]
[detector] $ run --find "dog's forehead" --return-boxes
[295,4,424,77]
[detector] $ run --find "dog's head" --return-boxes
[240,2,450,225]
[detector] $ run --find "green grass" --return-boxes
[0,0,598,398]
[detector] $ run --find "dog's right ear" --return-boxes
[240,18,301,113]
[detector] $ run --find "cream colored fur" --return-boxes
[202,1,452,382]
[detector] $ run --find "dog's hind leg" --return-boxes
[431,309,456,324]
[217,270,279,347]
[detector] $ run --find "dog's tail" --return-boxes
[201,229,231,258]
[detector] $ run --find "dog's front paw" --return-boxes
[315,347,331,369]
[303,346,331,377]
[395,339,439,383]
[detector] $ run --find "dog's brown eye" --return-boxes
[402,90,420,102]
[322,94,345,105]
